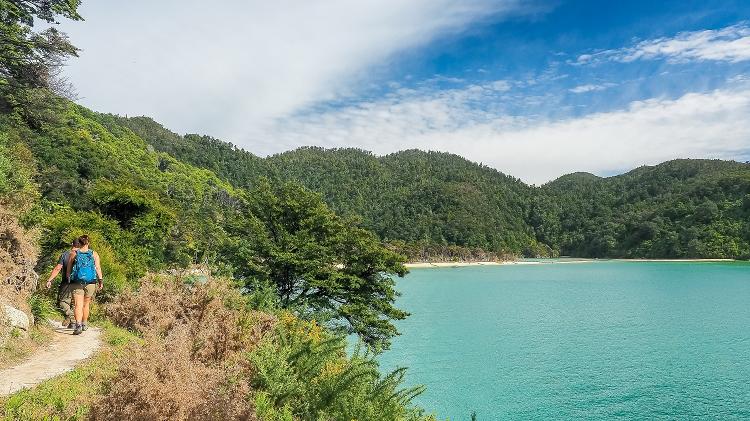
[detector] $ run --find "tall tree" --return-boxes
[1,0,82,124]
[225,179,409,350]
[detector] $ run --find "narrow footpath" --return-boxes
[0,321,102,396]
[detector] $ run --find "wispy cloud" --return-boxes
[59,0,528,139]
[262,81,750,184]
[578,23,750,64]
[568,83,615,93]
[56,3,750,183]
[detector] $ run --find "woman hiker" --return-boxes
[45,238,82,328]
[65,235,103,335]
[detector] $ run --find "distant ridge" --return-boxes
[114,114,750,260]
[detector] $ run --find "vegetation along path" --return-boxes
[0,322,102,396]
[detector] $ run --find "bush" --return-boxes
[28,293,56,324]
[249,312,432,421]
[40,209,130,298]
[96,273,431,421]
[89,326,254,421]
[91,274,276,420]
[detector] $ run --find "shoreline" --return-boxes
[405,261,537,268]
[405,258,737,268]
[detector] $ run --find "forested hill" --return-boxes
[115,116,544,256]
[116,115,750,259]
[534,159,750,258]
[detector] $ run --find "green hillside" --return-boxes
[116,116,545,256]
[7,2,748,419]
[116,116,750,260]
[4,103,414,345]
[0,103,432,418]
[535,159,750,258]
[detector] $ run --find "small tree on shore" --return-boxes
[225,179,408,350]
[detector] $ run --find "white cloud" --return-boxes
[53,5,750,184]
[568,83,614,93]
[57,0,523,140]
[578,23,750,64]
[263,82,750,184]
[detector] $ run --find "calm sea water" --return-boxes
[378,261,750,420]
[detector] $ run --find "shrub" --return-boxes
[89,326,254,421]
[91,274,276,420]
[28,293,56,324]
[249,312,432,421]
[97,273,431,421]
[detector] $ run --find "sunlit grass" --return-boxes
[0,321,139,421]
[0,325,53,371]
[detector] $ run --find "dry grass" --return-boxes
[89,327,254,421]
[90,274,276,421]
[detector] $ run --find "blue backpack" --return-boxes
[71,250,97,284]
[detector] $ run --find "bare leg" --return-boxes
[83,296,92,324]
[73,293,84,324]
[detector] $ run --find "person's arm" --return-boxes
[45,264,63,288]
[66,251,77,283]
[93,251,103,291]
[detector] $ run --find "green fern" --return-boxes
[249,319,431,421]
[28,293,57,324]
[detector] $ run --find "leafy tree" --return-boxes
[227,180,409,350]
[0,0,82,125]
[694,200,719,223]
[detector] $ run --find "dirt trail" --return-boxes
[0,321,102,396]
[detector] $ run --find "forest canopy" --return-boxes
[117,116,750,260]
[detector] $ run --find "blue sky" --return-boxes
[56,0,750,183]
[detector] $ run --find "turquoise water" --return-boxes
[378,262,750,420]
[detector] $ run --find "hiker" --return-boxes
[45,238,82,328]
[66,235,103,335]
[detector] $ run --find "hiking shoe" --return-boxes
[73,325,83,335]
[66,321,76,329]
[82,324,88,331]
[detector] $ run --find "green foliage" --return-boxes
[118,117,541,255]
[0,321,138,421]
[249,313,432,421]
[27,293,56,323]
[0,0,82,26]
[229,179,409,349]
[0,0,82,126]
[243,279,281,312]
[111,115,269,189]
[132,113,750,259]
[5,102,412,347]
[0,121,38,211]
[539,160,750,258]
